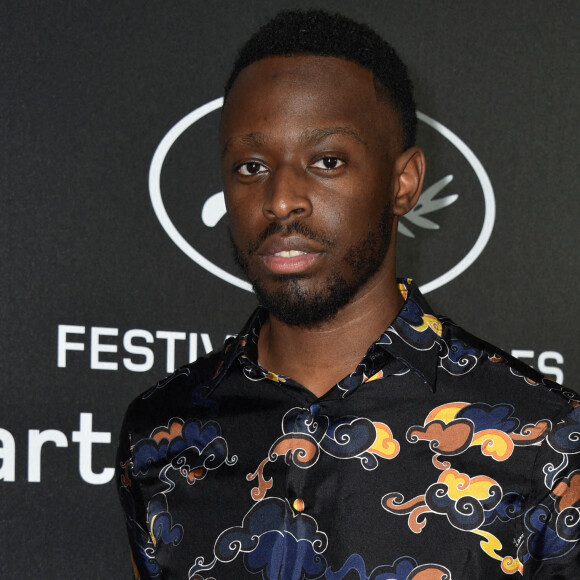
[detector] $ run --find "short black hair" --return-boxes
[224,9,417,150]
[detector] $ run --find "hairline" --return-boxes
[221,53,405,150]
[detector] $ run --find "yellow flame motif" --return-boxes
[472,530,523,575]
[397,280,411,300]
[472,529,504,560]
[369,423,400,459]
[265,370,286,383]
[364,370,383,383]
[424,402,468,425]
[149,514,159,547]
[440,469,497,501]
[471,429,514,461]
[411,313,443,336]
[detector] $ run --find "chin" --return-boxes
[253,273,360,327]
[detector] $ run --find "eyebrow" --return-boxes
[299,126,367,147]
[222,125,366,157]
[222,133,266,157]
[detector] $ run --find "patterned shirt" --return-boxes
[117,279,580,579]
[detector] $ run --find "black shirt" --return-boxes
[117,279,580,579]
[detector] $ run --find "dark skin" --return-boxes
[221,55,426,397]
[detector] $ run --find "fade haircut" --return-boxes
[224,9,417,150]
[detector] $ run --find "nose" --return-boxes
[262,163,313,221]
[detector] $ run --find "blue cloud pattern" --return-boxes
[188,498,328,578]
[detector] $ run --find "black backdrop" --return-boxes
[2,1,578,577]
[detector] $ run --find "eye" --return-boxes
[236,162,267,176]
[312,156,345,170]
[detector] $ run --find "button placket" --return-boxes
[285,406,315,516]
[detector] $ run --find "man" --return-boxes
[117,10,580,579]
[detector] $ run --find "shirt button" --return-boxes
[292,498,305,512]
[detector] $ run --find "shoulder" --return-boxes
[437,316,578,415]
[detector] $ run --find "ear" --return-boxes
[391,147,426,216]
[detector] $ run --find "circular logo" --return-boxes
[149,97,494,294]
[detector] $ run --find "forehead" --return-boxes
[220,55,401,149]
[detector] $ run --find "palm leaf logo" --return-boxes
[398,175,458,238]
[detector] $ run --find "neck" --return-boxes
[257,268,403,398]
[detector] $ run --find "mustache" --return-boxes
[246,221,336,255]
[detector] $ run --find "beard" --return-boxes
[232,204,394,328]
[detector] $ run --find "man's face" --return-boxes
[220,55,403,326]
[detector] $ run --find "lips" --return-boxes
[258,235,324,275]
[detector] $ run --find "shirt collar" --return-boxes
[210,279,441,393]
[377,278,441,390]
